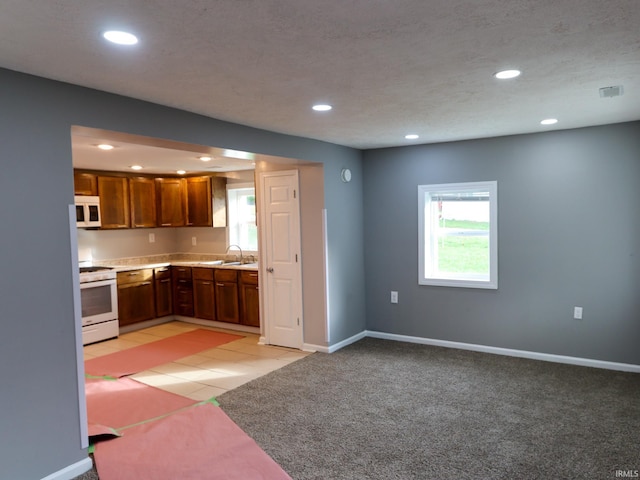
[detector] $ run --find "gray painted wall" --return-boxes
[363,122,640,365]
[0,67,364,478]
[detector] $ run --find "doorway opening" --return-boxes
[70,126,327,349]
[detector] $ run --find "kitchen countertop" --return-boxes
[104,261,259,273]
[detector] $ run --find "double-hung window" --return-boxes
[227,183,258,252]
[418,181,497,289]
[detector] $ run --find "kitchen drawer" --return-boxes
[154,266,171,280]
[239,270,259,285]
[214,268,238,283]
[117,268,153,285]
[172,266,192,281]
[193,267,214,281]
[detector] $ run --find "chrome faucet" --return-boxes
[225,244,244,263]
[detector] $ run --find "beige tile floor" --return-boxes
[83,321,311,401]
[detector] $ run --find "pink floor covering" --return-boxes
[84,329,242,377]
[86,377,197,435]
[94,402,292,480]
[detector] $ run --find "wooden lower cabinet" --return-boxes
[154,267,173,317]
[117,269,155,326]
[239,270,260,327]
[215,269,240,324]
[172,266,194,317]
[116,265,259,329]
[193,268,215,320]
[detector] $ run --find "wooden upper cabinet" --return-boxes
[156,178,186,227]
[129,177,157,228]
[186,176,212,227]
[211,176,227,228]
[74,172,98,196]
[98,176,130,229]
[75,171,220,229]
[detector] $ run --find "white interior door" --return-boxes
[259,170,303,349]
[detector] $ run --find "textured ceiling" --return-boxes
[1,0,639,150]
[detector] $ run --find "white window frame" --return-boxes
[418,181,498,289]
[226,182,258,253]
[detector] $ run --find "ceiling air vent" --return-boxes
[599,85,624,98]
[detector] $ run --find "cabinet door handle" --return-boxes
[216,283,225,287]
[140,282,152,286]
[161,223,171,226]
[249,273,258,277]
[160,279,171,283]
[202,282,211,285]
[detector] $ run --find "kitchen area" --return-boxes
[74,128,261,346]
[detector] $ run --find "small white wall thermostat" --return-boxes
[341,168,352,183]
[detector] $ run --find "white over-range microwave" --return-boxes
[75,195,101,228]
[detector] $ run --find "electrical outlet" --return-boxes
[573,306,583,320]
[148,233,155,243]
[391,291,398,304]
[192,236,197,246]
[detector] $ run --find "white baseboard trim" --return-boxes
[41,457,92,480]
[365,330,640,373]
[302,343,328,353]
[119,316,171,334]
[177,316,260,335]
[326,331,368,353]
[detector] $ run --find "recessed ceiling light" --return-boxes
[312,104,332,112]
[494,69,521,79]
[405,134,419,140]
[97,144,114,150]
[130,165,143,170]
[199,156,212,162]
[540,118,558,125]
[176,170,186,175]
[103,30,139,46]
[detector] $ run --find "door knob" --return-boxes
[266,267,274,273]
